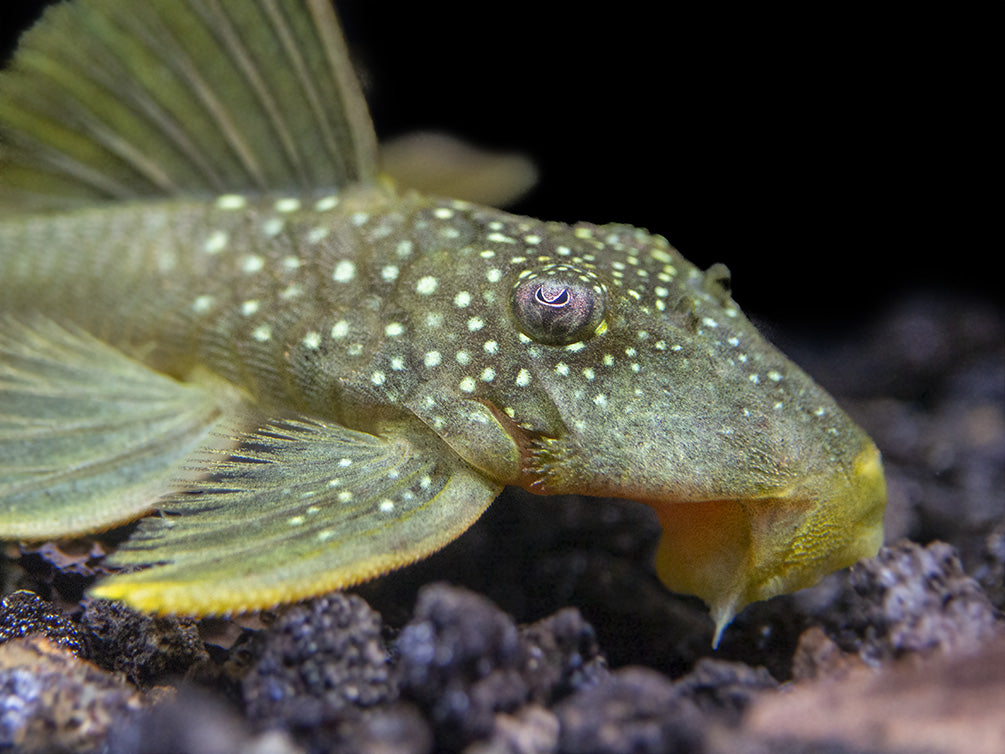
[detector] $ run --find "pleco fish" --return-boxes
[0,0,885,646]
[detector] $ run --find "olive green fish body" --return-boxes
[0,0,885,644]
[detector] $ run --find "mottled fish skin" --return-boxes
[1,185,853,484]
[0,0,885,644]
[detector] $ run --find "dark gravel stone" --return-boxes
[242,592,396,730]
[106,685,297,754]
[0,637,143,753]
[974,524,1005,610]
[397,583,529,749]
[672,658,777,725]
[520,607,607,704]
[554,666,704,754]
[823,540,1003,662]
[0,590,84,654]
[81,599,208,687]
[324,703,433,754]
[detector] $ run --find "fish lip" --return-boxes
[650,438,887,641]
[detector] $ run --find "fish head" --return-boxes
[495,220,885,641]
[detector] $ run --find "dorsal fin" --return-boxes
[0,0,378,211]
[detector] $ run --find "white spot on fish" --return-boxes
[486,269,503,283]
[459,377,477,393]
[331,320,350,339]
[242,255,265,273]
[192,295,214,313]
[307,226,330,244]
[303,331,322,349]
[241,300,260,316]
[385,322,404,337]
[261,218,284,237]
[454,291,472,308]
[467,316,485,332]
[215,194,247,210]
[593,394,608,407]
[252,324,271,341]
[582,367,595,380]
[371,371,386,386]
[381,265,400,282]
[480,367,496,382]
[483,340,498,354]
[424,351,442,368]
[516,369,531,387]
[554,362,570,376]
[455,350,472,366]
[280,284,303,300]
[203,230,228,254]
[282,256,302,271]
[333,260,356,283]
[315,195,339,211]
[416,276,439,295]
[379,499,395,512]
[275,197,301,213]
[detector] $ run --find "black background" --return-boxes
[2,3,995,329]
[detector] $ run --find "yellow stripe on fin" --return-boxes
[0,0,377,211]
[93,417,501,615]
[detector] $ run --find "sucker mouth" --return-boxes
[650,438,887,644]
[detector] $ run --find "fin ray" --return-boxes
[0,0,378,210]
[0,317,252,539]
[92,418,501,615]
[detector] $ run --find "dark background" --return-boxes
[2,3,994,329]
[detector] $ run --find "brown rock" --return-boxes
[0,637,145,753]
[746,635,1005,754]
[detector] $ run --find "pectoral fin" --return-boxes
[0,316,251,539]
[92,417,501,615]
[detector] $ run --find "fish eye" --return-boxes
[510,264,606,345]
